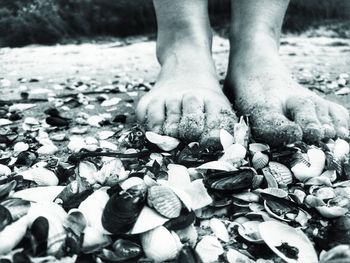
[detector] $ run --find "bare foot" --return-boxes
[137,45,237,145]
[225,33,349,146]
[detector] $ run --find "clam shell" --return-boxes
[78,161,98,185]
[259,221,318,263]
[209,218,229,242]
[141,226,183,262]
[256,188,288,199]
[291,148,326,182]
[195,235,224,263]
[131,206,169,234]
[334,138,349,160]
[164,211,196,231]
[19,167,59,186]
[263,162,293,187]
[145,131,180,151]
[252,152,269,170]
[249,143,270,155]
[197,161,237,172]
[0,215,29,254]
[315,187,336,200]
[13,186,65,202]
[237,220,263,244]
[316,206,348,219]
[147,185,182,219]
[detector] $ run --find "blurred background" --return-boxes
[0,0,349,47]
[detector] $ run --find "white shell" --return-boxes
[79,161,98,185]
[237,221,263,244]
[210,218,229,242]
[19,167,59,186]
[0,119,12,126]
[259,221,318,263]
[0,215,29,254]
[197,161,237,172]
[99,140,118,151]
[315,206,348,219]
[82,226,112,253]
[145,132,180,151]
[131,206,169,234]
[37,144,58,155]
[249,143,270,155]
[195,235,224,263]
[291,148,326,182]
[175,224,198,247]
[333,138,349,160]
[219,143,246,166]
[13,142,29,153]
[97,158,128,186]
[67,136,87,152]
[0,164,11,176]
[12,186,65,202]
[220,129,235,150]
[141,226,182,262]
[226,248,255,263]
[98,130,115,140]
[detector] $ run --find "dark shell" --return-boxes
[30,216,49,257]
[46,116,70,127]
[270,146,299,167]
[262,195,299,219]
[102,184,146,234]
[118,126,146,149]
[63,210,87,255]
[0,180,16,201]
[107,239,142,261]
[176,246,202,263]
[326,215,350,248]
[164,211,196,231]
[204,168,256,193]
[0,205,12,231]
[60,189,93,212]
[15,151,38,167]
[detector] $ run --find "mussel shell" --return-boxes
[30,216,49,256]
[263,195,299,222]
[326,215,350,248]
[111,239,142,261]
[270,146,299,166]
[204,168,256,193]
[102,184,146,234]
[0,180,16,201]
[177,246,202,263]
[0,205,12,231]
[164,211,196,231]
[1,198,31,220]
[61,189,94,212]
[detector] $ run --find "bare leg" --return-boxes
[136,0,237,145]
[225,0,349,146]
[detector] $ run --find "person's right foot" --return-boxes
[136,43,237,145]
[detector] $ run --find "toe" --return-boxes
[145,98,165,133]
[286,97,324,143]
[200,99,237,147]
[136,95,150,124]
[315,100,336,138]
[178,93,205,141]
[329,102,350,138]
[250,106,302,147]
[163,95,182,137]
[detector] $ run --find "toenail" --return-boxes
[338,127,349,138]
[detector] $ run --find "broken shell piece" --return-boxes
[219,143,246,165]
[333,138,349,160]
[13,186,64,202]
[237,220,263,244]
[195,235,224,263]
[131,206,169,235]
[316,206,348,219]
[19,167,59,186]
[291,148,326,182]
[209,218,229,242]
[147,185,182,219]
[259,221,318,263]
[145,131,180,151]
[141,226,182,262]
[220,129,235,151]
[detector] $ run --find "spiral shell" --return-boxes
[147,185,182,219]
[262,162,293,187]
[252,152,269,170]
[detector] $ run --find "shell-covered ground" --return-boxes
[0,29,350,263]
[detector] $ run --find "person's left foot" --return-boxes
[225,33,349,146]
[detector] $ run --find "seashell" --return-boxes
[98,157,128,186]
[220,129,235,151]
[252,152,269,170]
[304,176,332,186]
[167,163,191,188]
[304,195,326,208]
[30,216,49,256]
[237,220,263,244]
[333,138,349,160]
[102,184,146,234]
[131,206,169,234]
[37,144,58,155]
[204,167,256,193]
[259,221,318,263]
[249,143,270,155]
[46,116,69,127]
[232,192,260,203]
[289,189,306,204]
[63,210,87,255]
[0,164,11,177]
[175,224,198,247]
[147,185,182,219]
[0,118,12,126]
[226,248,255,263]
[120,177,144,190]
[291,148,326,182]
[78,161,98,185]
[270,146,299,166]
[0,205,12,231]
[319,245,350,263]
[233,116,249,148]
[76,187,109,233]
[316,206,347,219]
[197,161,237,172]
[9,103,36,112]
[98,131,115,140]
[326,215,350,249]
[219,143,246,165]
[51,133,66,141]
[256,188,288,199]
[0,215,29,254]
[24,117,39,125]
[177,246,202,263]
[325,152,342,175]
[321,170,337,182]
[141,226,183,262]
[328,196,350,209]
[2,198,31,220]
[14,151,37,166]
[145,131,180,151]
[262,162,293,187]
[315,187,335,200]
[13,142,29,153]
[164,211,196,231]
[263,196,299,222]
[209,218,229,242]
[0,180,16,200]
[98,239,142,262]
[19,167,59,186]
[67,136,87,153]
[252,174,264,189]
[195,235,224,263]
[13,186,64,202]
[99,140,118,151]
[82,226,112,253]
